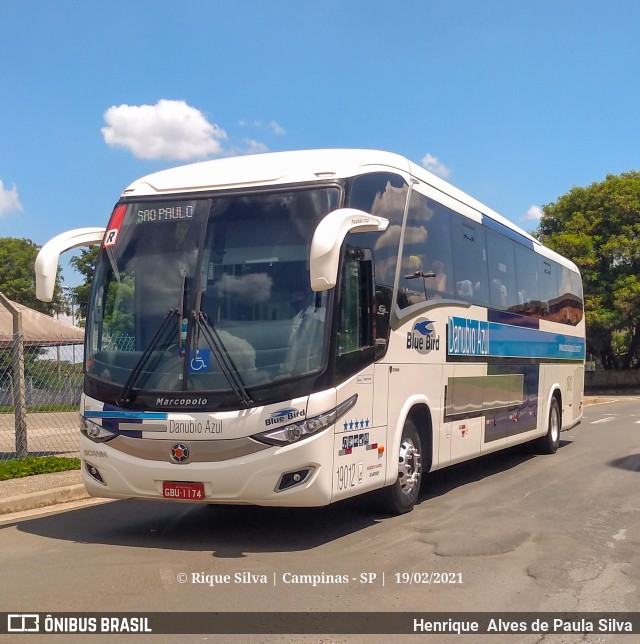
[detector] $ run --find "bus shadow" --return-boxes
[417,439,572,503]
[608,453,640,472]
[8,494,383,557]
[9,441,572,557]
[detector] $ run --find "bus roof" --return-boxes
[122,149,578,273]
[122,149,411,196]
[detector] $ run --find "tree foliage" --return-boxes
[69,246,99,321]
[537,171,640,368]
[70,248,136,339]
[0,237,65,314]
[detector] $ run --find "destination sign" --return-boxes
[136,203,195,223]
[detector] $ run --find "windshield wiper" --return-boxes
[194,311,254,408]
[118,309,180,406]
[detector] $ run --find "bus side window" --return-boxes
[335,247,376,382]
[451,216,489,306]
[337,248,374,356]
[570,269,584,324]
[397,191,454,307]
[558,265,582,325]
[538,258,557,319]
[487,231,517,311]
[346,171,408,291]
[514,245,540,317]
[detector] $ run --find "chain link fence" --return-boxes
[1,334,82,461]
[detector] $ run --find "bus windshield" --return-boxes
[85,187,340,400]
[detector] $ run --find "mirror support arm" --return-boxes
[35,227,106,302]
[309,208,388,292]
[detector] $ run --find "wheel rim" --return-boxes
[398,437,421,496]
[550,405,560,443]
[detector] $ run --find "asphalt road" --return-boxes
[0,398,638,643]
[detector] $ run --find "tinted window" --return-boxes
[337,248,374,356]
[486,231,517,310]
[514,245,540,316]
[345,172,408,350]
[451,215,489,306]
[538,257,558,319]
[346,172,407,289]
[397,191,454,309]
[570,270,584,323]
[86,189,339,394]
[557,265,583,325]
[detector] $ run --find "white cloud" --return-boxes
[243,139,269,154]
[239,118,286,136]
[0,180,23,218]
[268,121,286,136]
[421,153,451,179]
[523,205,543,222]
[102,99,227,161]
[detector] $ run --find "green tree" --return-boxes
[104,273,135,337]
[69,245,99,321]
[537,171,640,369]
[0,237,65,314]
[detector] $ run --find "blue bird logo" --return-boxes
[413,320,434,336]
[271,408,297,419]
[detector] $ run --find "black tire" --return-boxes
[378,419,422,515]
[534,397,561,454]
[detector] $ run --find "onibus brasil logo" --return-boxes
[407,318,440,354]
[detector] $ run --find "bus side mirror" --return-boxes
[35,227,106,302]
[309,208,388,291]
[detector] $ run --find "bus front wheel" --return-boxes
[379,419,422,515]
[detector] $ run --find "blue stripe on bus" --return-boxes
[448,316,585,360]
[84,410,169,420]
[482,216,535,249]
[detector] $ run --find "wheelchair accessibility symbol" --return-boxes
[188,349,211,373]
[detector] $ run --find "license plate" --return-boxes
[162,481,205,500]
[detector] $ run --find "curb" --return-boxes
[0,484,89,516]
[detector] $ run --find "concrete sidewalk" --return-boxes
[0,469,88,515]
[0,395,624,516]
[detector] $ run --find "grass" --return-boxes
[0,456,81,481]
[0,405,79,413]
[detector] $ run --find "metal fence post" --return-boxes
[0,293,28,458]
[13,320,28,458]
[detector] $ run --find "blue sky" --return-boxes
[1,0,639,286]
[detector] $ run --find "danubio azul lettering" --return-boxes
[168,419,223,434]
[169,420,203,434]
[448,317,489,357]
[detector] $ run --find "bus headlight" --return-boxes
[81,416,118,443]
[252,394,357,447]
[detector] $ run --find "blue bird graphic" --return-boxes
[413,321,434,336]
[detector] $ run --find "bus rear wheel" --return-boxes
[534,397,561,454]
[379,419,422,515]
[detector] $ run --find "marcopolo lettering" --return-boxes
[155,397,208,407]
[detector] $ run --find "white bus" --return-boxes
[36,150,585,514]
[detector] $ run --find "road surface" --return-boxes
[0,398,638,642]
